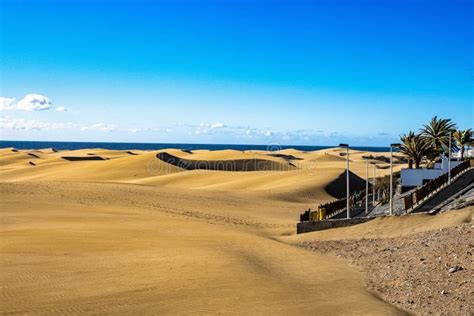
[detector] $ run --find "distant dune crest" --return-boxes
[156,152,296,172]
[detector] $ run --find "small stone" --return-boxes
[448,266,464,273]
[441,290,447,295]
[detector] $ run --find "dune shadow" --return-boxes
[325,170,368,199]
[27,153,41,159]
[156,152,295,172]
[61,156,107,161]
[267,153,303,161]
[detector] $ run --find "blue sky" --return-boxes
[0,0,472,146]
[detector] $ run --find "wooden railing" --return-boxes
[404,160,471,212]
[316,198,350,220]
[300,190,366,222]
[300,209,310,222]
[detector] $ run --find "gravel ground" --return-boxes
[298,224,474,315]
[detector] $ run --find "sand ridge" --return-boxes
[0,147,411,314]
[0,181,403,314]
[0,147,403,194]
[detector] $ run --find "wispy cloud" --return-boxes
[210,123,225,128]
[195,122,227,135]
[0,94,53,111]
[127,128,140,133]
[1,116,117,133]
[0,116,75,130]
[245,128,273,138]
[0,97,16,109]
[80,122,117,132]
[0,115,398,145]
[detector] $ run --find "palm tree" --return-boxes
[453,129,473,160]
[400,131,431,169]
[420,116,458,161]
[400,131,415,168]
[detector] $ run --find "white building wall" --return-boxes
[401,157,463,188]
[401,169,445,187]
[434,160,462,171]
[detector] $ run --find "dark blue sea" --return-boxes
[0,140,390,152]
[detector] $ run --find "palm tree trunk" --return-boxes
[415,159,421,169]
[408,159,413,169]
[461,146,465,160]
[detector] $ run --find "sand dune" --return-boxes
[278,148,307,156]
[1,151,40,167]
[0,147,411,314]
[37,147,58,153]
[0,147,400,195]
[0,181,403,314]
[62,155,107,161]
[0,151,183,182]
[308,153,348,162]
[156,151,296,172]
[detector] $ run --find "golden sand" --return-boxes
[0,147,447,314]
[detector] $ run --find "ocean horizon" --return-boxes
[0,140,391,152]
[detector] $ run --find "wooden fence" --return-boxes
[300,209,310,222]
[301,190,366,222]
[404,160,471,212]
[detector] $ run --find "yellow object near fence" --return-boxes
[309,208,327,221]
[302,189,366,222]
[320,208,326,220]
[309,210,319,221]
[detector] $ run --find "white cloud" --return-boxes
[210,123,225,128]
[1,94,53,111]
[0,97,15,109]
[196,123,210,135]
[195,122,228,135]
[55,106,66,112]
[81,122,116,132]
[1,116,120,133]
[0,116,46,130]
[0,116,75,130]
[127,128,139,133]
[17,94,52,111]
[244,128,274,138]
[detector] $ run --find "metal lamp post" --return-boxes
[365,157,369,214]
[448,132,452,185]
[389,143,401,216]
[372,162,377,205]
[339,143,350,219]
